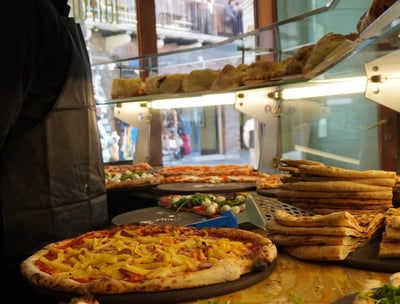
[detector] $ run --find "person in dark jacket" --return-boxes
[0,0,109,301]
[224,0,237,35]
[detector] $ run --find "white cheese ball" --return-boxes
[231,206,241,214]
[220,205,232,212]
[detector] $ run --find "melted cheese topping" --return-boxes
[36,226,251,282]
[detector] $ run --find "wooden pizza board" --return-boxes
[31,260,276,304]
[331,292,361,304]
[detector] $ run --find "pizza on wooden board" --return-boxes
[158,164,270,184]
[21,224,277,295]
[158,192,247,217]
[158,164,255,176]
[104,163,163,190]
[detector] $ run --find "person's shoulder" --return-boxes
[12,0,62,38]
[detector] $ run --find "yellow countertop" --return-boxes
[183,246,392,304]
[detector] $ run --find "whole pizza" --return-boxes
[21,224,277,295]
[157,164,270,184]
[158,192,247,217]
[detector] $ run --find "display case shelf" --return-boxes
[93,0,400,107]
[93,0,400,170]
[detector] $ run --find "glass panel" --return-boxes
[276,0,335,21]
[90,0,400,166]
[280,95,379,170]
[276,0,400,169]
[278,0,371,58]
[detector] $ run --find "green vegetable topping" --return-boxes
[357,284,400,303]
[169,192,246,212]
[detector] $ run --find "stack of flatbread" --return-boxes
[379,207,400,258]
[276,159,397,215]
[266,209,385,261]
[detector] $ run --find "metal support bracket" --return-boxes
[364,49,400,113]
[113,102,152,164]
[234,87,282,173]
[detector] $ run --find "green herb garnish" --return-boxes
[357,284,400,303]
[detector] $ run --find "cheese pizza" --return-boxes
[21,224,277,295]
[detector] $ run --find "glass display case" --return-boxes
[93,0,400,172]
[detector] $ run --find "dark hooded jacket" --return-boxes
[0,0,108,299]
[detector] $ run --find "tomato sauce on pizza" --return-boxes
[21,224,277,295]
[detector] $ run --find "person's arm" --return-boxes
[0,2,39,148]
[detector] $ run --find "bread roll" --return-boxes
[303,32,347,74]
[242,60,287,85]
[211,64,250,91]
[284,44,315,75]
[182,69,219,92]
[111,78,146,99]
[145,74,184,95]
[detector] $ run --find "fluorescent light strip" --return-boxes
[151,93,235,109]
[282,77,367,100]
[294,144,360,165]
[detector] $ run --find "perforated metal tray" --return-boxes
[251,193,314,221]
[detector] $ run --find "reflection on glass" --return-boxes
[280,96,379,170]
[155,0,253,54]
[160,106,251,167]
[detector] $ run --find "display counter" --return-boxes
[109,198,394,304]
[107,187,397,304]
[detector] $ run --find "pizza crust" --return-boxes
[280,181,393,192]
[273,209,362,229]
[283,242,367,261]
[268,234,362,246]
[298,165,397,179]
